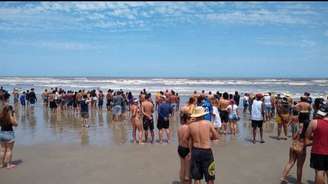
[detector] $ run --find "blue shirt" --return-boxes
[158,102,172,120]
[202,99,213,121]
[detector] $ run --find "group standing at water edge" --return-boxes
[1,86,328,184]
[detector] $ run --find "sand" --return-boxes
[0,131,315,184]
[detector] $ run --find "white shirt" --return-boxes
[227,104,238,116]
[251,100,263,121]
[264,96,271,106]
[212,106,222,128]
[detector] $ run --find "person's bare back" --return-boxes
[142,100,154,119]
[178,124,190,148]
[188,120,218,149]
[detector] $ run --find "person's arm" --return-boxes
[305,120,316,146]
[210,123,219,140]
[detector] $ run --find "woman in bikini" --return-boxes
[130,98,143,144]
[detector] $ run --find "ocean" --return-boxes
[1,76,327,98]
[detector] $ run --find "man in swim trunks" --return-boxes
[142,94,155,143]
[219,92,230,134]
[183,106,219,184]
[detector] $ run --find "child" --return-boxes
[177,110,191,184]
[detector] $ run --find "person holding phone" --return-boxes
[0,105,18,169]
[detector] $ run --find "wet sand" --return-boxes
[0,133,314,184]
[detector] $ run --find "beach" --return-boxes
[0,132,314,184]
[0,100,316,184]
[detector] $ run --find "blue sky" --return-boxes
[0,2,328,78]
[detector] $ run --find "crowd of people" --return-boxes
[0,86,328,184]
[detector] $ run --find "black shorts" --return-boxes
[191,147,215,182]
[310,153,328,171]
[251,120,263,128]
[157,117,169,129]
[49,101,57,109]
[81,112,89,119]
[143,116,154,131]
[220,111,229,123]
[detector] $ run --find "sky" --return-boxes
[0,1,328,78]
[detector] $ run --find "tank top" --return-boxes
[0,119,13,131]
[251,100,263,121]
[311,119,328,155]
[264,96,271,105]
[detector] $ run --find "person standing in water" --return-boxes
[251,94,265,144]
[130,98,143,144]
[80,95,91,128]
[141,94,155,143]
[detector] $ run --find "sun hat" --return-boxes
[190,106,209,118]
[317,103,328,117]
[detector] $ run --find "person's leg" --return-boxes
[159,129,163,144]
[144,130,148,143]
[296,151,306,184]
[132,124,137,144]
[138,125,143,144]
[283,122,288,139]
[180,158,185,184]
[260,127,264,142]
[252,127,257,143]
[5,142,15,168]
[207,180,214,184]
[314,170,326,184]
[232,121,236,135]
[281,149,297,181]
[193,180,201,184]
[165,128,170,143]
[0,143,7,167]
[184,157,191,184]
[150,130,155,144]
[277,123,282,140]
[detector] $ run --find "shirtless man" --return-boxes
[169,91,178,115]
[183,106,219,184]
[142,94,155,143]
[219,92,231,134]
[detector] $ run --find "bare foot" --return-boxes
[6,164,16,169]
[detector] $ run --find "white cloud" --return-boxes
[0,2,326,32]
[256,38,316,48]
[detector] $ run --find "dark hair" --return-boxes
[223,92,229,100]
[188,97,195,105]
[0,105,13,126]
[180,112,190,124]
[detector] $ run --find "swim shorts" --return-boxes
[81,111,89,119]
[191,147,215,182]
[220,111,229,123]
[143,115,154,131]
[251,120,263,128]
[157,117,169,129]
[310,153,328,171]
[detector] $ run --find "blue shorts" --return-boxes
[265,105,272,113]
[0,131,15,143]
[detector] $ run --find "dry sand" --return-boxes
[0,132,315,184]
